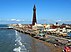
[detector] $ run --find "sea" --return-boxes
[0,24,30,52]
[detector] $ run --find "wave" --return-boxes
[13,30,29,52]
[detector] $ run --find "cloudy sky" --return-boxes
[0,0,71,24]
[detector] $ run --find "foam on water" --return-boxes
[13,30,29,52]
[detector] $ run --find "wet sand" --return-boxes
[34,38,63,52]
[21,34,62,52]
[20,33,51,52]
[13,27,63,52]
[31,38,51,52]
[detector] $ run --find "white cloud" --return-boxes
[11,19,16,21]
[10,19,25,22]
[16,19,21,22]
[56,20,62,22]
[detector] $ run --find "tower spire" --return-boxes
[32,5,37,25]
[34,5,36,9]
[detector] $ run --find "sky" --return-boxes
[0,0,71,24]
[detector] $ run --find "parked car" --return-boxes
[34,33,45,39]
[63,43,71,52]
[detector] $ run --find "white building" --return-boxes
[32,23,44,30]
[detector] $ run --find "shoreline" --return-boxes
[11,25,63,52]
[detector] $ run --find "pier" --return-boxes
[0,27,13,29]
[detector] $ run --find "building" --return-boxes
[32,5,37,25]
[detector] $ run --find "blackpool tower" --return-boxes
[32,5,37,25]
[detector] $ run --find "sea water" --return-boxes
[0,24,28,52]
